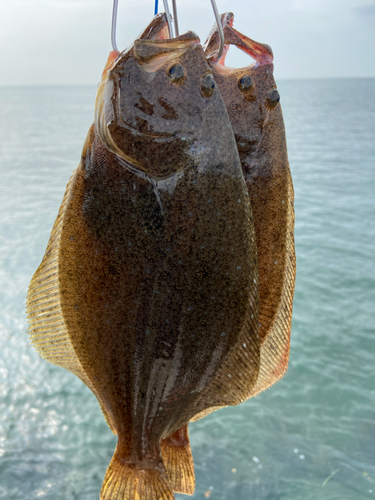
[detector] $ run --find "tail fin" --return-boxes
[161,425,195,495]
[101,447,174,500]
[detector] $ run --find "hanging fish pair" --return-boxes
[26,10,295,500]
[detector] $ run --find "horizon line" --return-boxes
[0,76,374,88]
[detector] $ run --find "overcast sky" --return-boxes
[0,0,374,85]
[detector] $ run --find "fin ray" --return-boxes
[249,176,295,395]
[101,447,174,500]
[161,425,195,495]
[26,166,117,436]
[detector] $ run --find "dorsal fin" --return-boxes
[26,151,117,435]
[248,174,295,395]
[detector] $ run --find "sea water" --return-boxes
[0,80,374,499]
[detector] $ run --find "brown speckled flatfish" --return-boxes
[26,14,260,500]
[203,13,296,399]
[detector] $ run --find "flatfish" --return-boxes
[26,14,260,500]
[202,13,296,400]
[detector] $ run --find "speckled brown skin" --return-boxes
[27,15,260,500]
[204,14,296,397]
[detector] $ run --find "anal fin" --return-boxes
[161,425,195,495]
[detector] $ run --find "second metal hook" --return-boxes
[210,0,224,59]
[167,0,223,57]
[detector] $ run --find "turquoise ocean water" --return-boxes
[0,79,374,499]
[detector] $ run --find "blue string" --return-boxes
[154,0,158,15]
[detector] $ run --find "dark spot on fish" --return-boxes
[108,264,118,276]
[158,97,178,120]
[187,106,202,120]
[257,105,265,132]
[134,116,155,135]
[168,63,185,83]
[201,74,215,97]
[238,75,254,93]
[134,95,155,116]
[234,133,259,166]
[266,88,280,109]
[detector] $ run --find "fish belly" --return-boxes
[57,124,258,460]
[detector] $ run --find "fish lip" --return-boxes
[133,31,200,64]
[203,12,234,60]
[204,12,273,66]
[111,30,200,71]
[108,12,172,70]
[137,12,171,41]
[223,26,273,64]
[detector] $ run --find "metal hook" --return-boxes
[111,0,222,53]
[163,0,174,38]
[172,0,179,37]
[167,0,222,47]
[111,0,119,51]
[112,0,174,50]
[210,0,224,59]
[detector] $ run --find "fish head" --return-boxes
[96,15,219,179]
[204,14,282,173]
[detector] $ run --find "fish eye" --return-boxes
[266,88,280,109]
[201,73,215,98]
[168,64,185,83]
[238,75,254,93]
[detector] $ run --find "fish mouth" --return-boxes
[204,11,234,62]
[204,12,273,67]
[114,13,173,67]
[137,12,172,41]
[133,30,200,67]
